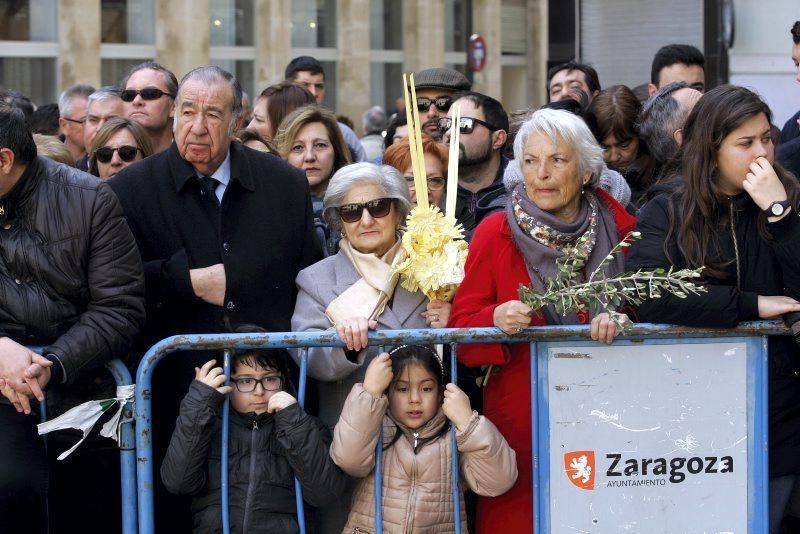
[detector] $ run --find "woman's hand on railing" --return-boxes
[336,316,377,352]
[590,313,630,344]
[423,300,451,328]
[493,300,533,335]
[194,360,232,395]
[757,295,800,319]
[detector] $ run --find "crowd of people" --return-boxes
[1,21,800,534]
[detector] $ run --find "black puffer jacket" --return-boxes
[0,157,145,408]
[161,381,349,533]
[627,191,800,477]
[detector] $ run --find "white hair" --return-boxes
[323,162,411,236]
[513,108,605,187]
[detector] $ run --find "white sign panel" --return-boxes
[546,341,748,533]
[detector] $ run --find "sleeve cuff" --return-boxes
[739,291,760,320]
[767,209,800,243]
[163,248,195,301]
[44,353,67,385]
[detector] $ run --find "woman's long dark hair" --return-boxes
[670,85,800,279]
[383,344,450,453]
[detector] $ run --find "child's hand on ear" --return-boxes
[442,383,473,432]
[194,360,233,395]
[363,353,393,397]
[267,391,297,413]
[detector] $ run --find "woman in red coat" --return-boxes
[449,108,636,532]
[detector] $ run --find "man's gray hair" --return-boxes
[323,162,411,236]
[637,81,690,164]
[513,108,604,187]
[58,84,95,118]
[86,86,122,114]
[362,106,388,135]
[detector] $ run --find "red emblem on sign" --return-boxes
[564,450,595,490]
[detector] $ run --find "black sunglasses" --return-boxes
[230,375,284,393]
[437,116,500,135]
[417,96,453,113]
[94,145,142,164]
[120,87,175,103]
[338,198,394,223]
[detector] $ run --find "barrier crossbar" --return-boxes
[133,321,788,534]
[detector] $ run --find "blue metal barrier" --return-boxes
[134,321,788,534]
[35,357,136,534]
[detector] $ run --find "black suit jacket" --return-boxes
[109,142,322,345]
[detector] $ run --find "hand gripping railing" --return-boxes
[134,322,788,534]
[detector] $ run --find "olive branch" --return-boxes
[517,231,707,331]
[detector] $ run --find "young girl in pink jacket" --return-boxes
[331,344,518,533]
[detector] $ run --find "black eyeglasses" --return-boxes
[120,87,175,103]
[404,176,446,191]
[417,96,453,113]
[338,197,394,223]
[94,145,142,164]
[230,375,284,393]
[438,116,500,135]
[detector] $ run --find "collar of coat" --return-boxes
[167,141,256,194]
[386,407,449,453]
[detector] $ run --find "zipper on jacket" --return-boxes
[404,453,417,534]
[412,431,419,451]
[241,419,259,532]
[729,203,741,289]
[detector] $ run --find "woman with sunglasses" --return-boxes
[291,162,451,532]
[448,108,636,533]
[382,133,449,209]
[88,117,153,180]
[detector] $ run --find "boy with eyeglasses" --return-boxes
[161,348,347,533]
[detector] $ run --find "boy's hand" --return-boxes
[267,391,297,413]
[363,353,393,397]
[194,360,232,395]
[442,383,473,432]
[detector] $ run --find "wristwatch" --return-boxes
[764,200,791,217]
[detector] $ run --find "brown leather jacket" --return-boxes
[331,384,518,533]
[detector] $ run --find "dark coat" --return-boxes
[161,380,348,534]
[108,142,322,343]
[454,156,510,241]
[0,157,145,406]
[626,192,800,476]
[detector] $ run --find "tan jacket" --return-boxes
[331,384,518,533]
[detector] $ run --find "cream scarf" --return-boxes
[325,239,405,326]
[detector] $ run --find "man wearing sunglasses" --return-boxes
[120,60,178,154]
[413,67,471,140]
[440,91,509,240]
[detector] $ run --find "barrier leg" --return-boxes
[375,345,386,534]
[529,342,540,534]
[294,348,308,534]
[222,350,232,534]
[450,344,461,534]
[105,359,137,534]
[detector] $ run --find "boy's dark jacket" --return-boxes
[161,380,348,533]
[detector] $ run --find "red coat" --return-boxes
[448,190,636,533]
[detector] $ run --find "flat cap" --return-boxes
[413,68,471,91]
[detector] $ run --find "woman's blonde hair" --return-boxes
[33,134,74,166]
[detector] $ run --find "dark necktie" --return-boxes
[200,176,220,206]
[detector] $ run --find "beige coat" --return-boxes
[331,384,518,534]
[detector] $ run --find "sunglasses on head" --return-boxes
[338,197,394,223]
[417,96,453,113]
[120,87,175,103]
[437,116,500,135]
[94,145,142,164]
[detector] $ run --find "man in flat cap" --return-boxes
[413,67,471,139]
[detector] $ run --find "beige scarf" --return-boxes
[325,239,405,326]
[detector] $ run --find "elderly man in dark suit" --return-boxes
[109,66,322,532]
